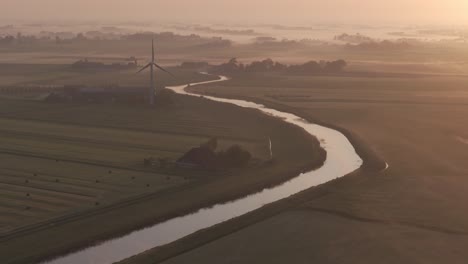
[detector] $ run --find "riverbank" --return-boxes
[118,95,383,264]
[184,86,386,171]
[0,83,326,264]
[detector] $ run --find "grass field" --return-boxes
[0,114,263,234]
[0,69,252,234]
[124,72,468,264]
[0,67,325,264]
[0,63,213,87]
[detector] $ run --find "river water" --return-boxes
[45,75,363,264]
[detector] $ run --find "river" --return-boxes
[45,75,363,264]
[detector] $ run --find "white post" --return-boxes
[269,137,273,160]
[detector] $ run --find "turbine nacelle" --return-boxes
[138,62,174,77]
[137,39,174,105]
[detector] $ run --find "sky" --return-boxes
[2,0,468,25]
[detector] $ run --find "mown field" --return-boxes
[0,68,268,233]
[125,72,468,264]
[0,115,266,234]
[0,67,325,264]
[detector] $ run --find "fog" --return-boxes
[2,0,468,25]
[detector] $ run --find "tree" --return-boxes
[218,145,251,168]
[75,33,86,41]
[324,59,347,73]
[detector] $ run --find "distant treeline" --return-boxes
[0,31,231,47]
[345,40,412,51]
[0,33,37,45]
[171,25,260,36]
[334,33,373,44]
[71,58,138,70]
[186,58,347,75]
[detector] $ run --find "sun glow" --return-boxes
[1,0,468,25]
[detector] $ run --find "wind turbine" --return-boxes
[138,39,174,105]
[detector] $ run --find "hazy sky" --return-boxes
[2,0,468,25]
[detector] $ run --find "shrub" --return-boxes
[218,145,252,168]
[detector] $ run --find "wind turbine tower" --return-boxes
[138,39,173,106]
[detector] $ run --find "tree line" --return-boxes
[209,58,347,75]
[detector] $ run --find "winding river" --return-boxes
[46,75,363,264]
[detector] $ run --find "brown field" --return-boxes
[123,72,468,263]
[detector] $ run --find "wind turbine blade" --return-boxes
[137,63,151,73]
[153,63,175,77]
[152,39,155,63]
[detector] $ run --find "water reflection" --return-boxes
[46,75,362,264]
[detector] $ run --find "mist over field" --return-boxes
[1,0,468,69]
[1,19,468,75]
